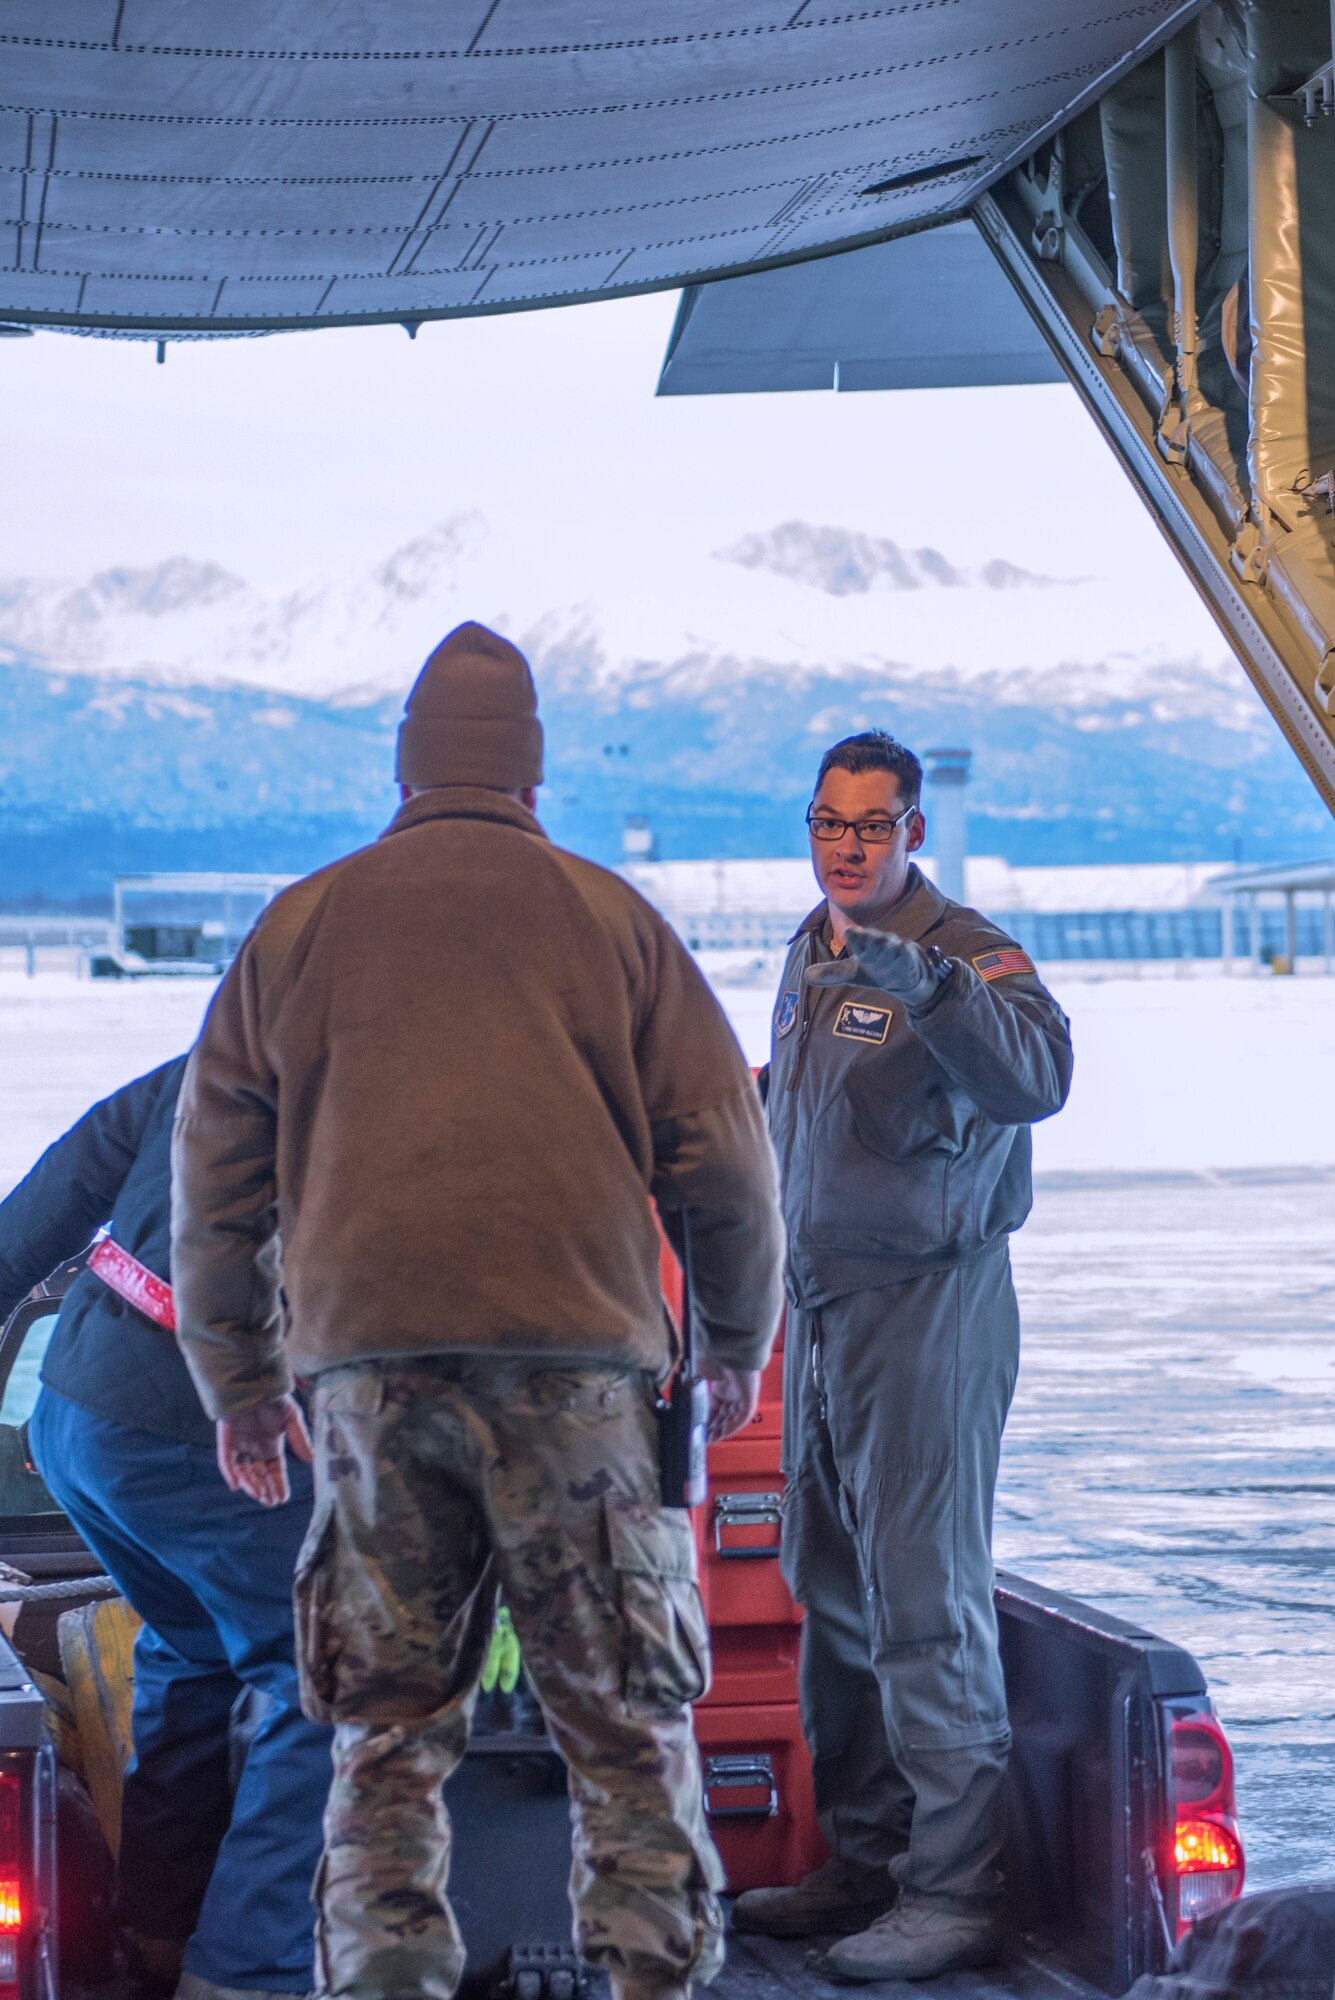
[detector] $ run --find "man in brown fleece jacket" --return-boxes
[170,622,784,2000]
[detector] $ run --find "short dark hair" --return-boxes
[815,730,922,807]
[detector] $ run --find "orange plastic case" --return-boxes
[657,1237,820,1886]
[695,1442,800,1629]
[694,1702,828,1891]
[701,1622,801,1709]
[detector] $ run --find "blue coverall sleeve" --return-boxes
[0,1062,177,1319]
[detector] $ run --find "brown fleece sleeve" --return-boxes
[639,921,785,1372]
[652,1085,785,1372]
[170,944,292,1421]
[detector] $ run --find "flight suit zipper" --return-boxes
[779,936,825,1287]
[779,940,817,1218]
[786,932,819,1094]
[787,1010,813,1091]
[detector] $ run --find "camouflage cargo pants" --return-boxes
[295,1356,725,2000]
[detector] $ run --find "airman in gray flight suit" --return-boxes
[733,730,1072,1982]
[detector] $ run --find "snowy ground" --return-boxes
[1003,1168,1335,1889]
[0,972,216,1198]
[1,963,1333,1886]
[720,961,1335,1173]
[5,959,1332,1190]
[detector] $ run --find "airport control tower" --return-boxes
[925,748,971,905]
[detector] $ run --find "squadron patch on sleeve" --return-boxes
[973,947,1036,982]
[832,1001,892,1044]
[774,990,800,1038]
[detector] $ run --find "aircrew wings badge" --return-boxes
[833,1001,892,1044]
[972,947,1036,982]
[774,991,800,1038]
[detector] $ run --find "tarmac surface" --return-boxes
[1004,1165,1335,1893]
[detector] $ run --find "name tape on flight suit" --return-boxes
[832,1001,892,1043]
[972,948,1035,982]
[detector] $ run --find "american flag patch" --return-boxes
[973,947,1035,982]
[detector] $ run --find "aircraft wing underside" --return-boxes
[0,2,1200,335]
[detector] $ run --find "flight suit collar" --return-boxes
[789,864,945,948]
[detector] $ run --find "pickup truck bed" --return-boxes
[0,1276,1238,2000]
[436,1566,1236,2000]
[718,1930,1101,2000]
[56,1931,1101,2000]
[0,1534,1231,2000]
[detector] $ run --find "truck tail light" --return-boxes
[1170,1715,1244,1932]
[1174,1818,1244,1922]
[0,1770,22,1989]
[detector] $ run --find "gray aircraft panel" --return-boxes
[0,1,1203,334]
[656,223,1065,394]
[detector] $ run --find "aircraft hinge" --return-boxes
[1091,304,1120,359]
[1029,141,1065,265]
[1316,654,1335,713]
[1290,61,1335,128]
[1298,469,1335,517]
[1157,413,1190,465]
[1031,219,1063,263]
[1229,521,1270,585]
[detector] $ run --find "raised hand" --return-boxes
[805,925,943,1007]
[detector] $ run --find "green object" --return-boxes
[481,1604,521,1695]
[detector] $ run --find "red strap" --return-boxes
[88,1237,177,1334]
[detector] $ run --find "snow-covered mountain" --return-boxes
[0,520,488,703]
[1,521,1325,903]
[714,522,1074,596]
[0,516,1238,708]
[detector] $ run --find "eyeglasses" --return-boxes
[806,804,917,844]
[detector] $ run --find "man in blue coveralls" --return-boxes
[0,1057,331,2000]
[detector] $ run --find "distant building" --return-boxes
[618,854,1335,967]
[1208,858,1335,971]
[621,815,658,863]
[619,858,812,952]
[924,748,971,905]
[92,873,296,978]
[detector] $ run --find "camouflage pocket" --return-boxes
[294,1371,387,1725]
[607,1501,711,1712]
[317,1367,386,1418]
[293,1491,340,1724]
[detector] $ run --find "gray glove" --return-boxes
[805,925,948,1009]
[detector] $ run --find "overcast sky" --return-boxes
[1,287,1223,672]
